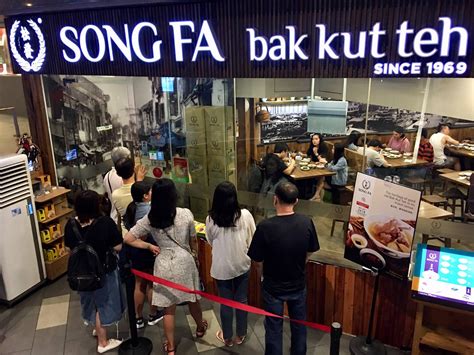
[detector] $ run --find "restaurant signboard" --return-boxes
[4,0,474,78]
[344,173,422,280]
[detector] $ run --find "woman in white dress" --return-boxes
[124,179,207,354]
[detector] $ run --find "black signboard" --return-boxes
[4,0,474,78]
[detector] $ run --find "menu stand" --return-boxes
[349,269,387,355]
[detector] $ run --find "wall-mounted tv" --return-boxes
[307,100,348,135]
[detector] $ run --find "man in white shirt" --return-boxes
[365,139,391,168]
[429,123,461,171]
[103,147,131,223]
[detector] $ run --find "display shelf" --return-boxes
[41,234,65,245]
[35,187,70,204]
[44,253,69,280]
[39,207,74,224]
[420,330,474,354]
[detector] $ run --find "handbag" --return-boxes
[162,227,199,267]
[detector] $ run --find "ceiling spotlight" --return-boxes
[25,3,33,7]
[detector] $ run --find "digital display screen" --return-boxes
[412,244,474,312]
[66,149,78,161]
[307,100,348,135]
[161,77,175,92]
[149,150,164,161]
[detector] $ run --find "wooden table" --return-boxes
[290,166,335,181]
[418,201,453,220]
[385,157,429,168]
[418,201,454,246]
[446,145,474,159]
[439,170,472,188]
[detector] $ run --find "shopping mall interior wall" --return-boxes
[235,78,311,98]
[0,76,28,116]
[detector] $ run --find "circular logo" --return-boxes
[335,206,343,215]
[431,220,441,230]
[362,180,371,190]
[152,167,163,178]
[190,116,198,123]
[211,116,218,124]
[9,18,46,72]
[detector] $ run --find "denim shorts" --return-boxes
[79,269,125,326]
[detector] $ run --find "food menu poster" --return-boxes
[344,173,422,279]
[412,244,473,311]
[172,157,189,183]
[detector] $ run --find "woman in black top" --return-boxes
[64,190,124,354]
[306,133,329,163]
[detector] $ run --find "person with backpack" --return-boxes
[123,179,207,355]
[205,181,256,347]
[64,190,125,354]
[123,181,164,329]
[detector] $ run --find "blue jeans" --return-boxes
[263,287,307,355]
[215,271,249,340]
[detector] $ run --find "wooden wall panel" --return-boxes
[21,75,56,183]
[198,238,417,349]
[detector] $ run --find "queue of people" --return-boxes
[65,153,319,355]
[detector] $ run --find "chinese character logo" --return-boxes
[9,18,46,72]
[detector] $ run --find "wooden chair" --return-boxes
[441,187,467,221]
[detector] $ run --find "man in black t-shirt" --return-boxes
[248,182,319,355]
[260,142,296,194]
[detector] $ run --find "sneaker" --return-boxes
[147,310,164,326]
[97,339,123,353]
[136,317,145,329]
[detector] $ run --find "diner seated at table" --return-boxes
[387,126,412,153]
[260,142,295,194]
[324,143,348,204]
[417,128,434,163]
[307,133,329,163]
[344,130,362,151]
[429,123,461,171]
[307,133,329,201]
[364,139,392,178]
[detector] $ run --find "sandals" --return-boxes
[195,319,208,338]
[216,330,233,347]
[163,341,175,354]
[235,335,246,345]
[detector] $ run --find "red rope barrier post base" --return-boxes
[119,264,153,355]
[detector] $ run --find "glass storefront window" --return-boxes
[42,74,473,268]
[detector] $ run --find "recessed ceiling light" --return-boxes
[25,3,33,7]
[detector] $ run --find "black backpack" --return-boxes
[67,218,105,292]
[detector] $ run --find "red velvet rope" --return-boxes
[132,268,331,333]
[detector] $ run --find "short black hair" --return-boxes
[393,126,404,135]
[438,123,451,132]
[74,190,101,223]
[368,139,382,148]
[421,128,429,139]
[275,182,299,204]
[274,142,289,154]
[115,157,135,179]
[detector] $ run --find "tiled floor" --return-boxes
[0,275,409,355]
